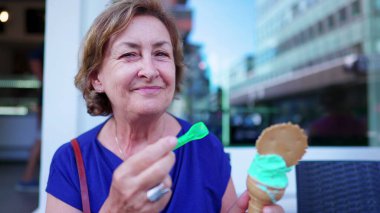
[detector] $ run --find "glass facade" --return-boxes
[228,0,380,146]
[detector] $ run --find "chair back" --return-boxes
[296,161,380,213]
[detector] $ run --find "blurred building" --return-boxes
[164,0,211,125]
[230,0,380,146]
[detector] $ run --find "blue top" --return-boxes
[46,117,231,212]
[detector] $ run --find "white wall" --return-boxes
[36,0,109,212]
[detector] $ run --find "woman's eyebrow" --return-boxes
[152,41,172,49]
[118,42,141,49]
[113,41,172,52]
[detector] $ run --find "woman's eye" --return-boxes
[155,51,170,58]
[119,52,140,61]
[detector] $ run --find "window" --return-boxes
[301,30,309,43]
[318,20,324,34]
[0,21,4,33]
[351,0,361,17]
[25,9,45,34]
[377,0,380,11]
[0,7,7,33]
[339,7,347,23]
[328,15,335,29]
[313,23,319,37]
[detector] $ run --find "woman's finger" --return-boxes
[152,189,172,212]
[137,151,175,189]
[108,137,176,212]
[145,175,172,202]
[227,190,249,213]
[263,204,285,213]
[162,175,172,189]
[142,188,172,213]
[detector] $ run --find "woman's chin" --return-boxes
[135,102,168,115]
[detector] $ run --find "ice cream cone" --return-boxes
[246,176,285,213]
[246,123,308,212]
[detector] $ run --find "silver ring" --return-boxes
[146,183,170,202]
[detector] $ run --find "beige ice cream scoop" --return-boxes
[247,123,308,213]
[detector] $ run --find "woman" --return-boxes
[46,0,283,212]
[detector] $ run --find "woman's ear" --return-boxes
[90,71,104,93]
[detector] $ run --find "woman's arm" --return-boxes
[221,178,239,212]
[46,193,81,213]
[221,178,251,213]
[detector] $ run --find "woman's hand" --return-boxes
[100,136,177,213]
[228,191,285,213]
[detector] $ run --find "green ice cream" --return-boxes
[248,154,291,188]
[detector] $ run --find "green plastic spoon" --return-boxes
[174,122,209,150]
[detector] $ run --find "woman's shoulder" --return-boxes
[76,119,108,143]
[52,119,108,160]
[173,116,192,131]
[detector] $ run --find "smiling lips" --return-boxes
[133,86,163,95]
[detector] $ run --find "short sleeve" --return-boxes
[46,143,82,211]
[206,133,231,198]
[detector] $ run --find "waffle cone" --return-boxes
[256,122,308,167]
[246,176,285,213]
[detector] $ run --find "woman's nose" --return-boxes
[137,57,159,80]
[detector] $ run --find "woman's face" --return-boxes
[92,15,176,116]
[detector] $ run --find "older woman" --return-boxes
[46,0,283,212]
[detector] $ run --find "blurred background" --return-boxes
[0,0,379,212]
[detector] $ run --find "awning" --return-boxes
[230,55,365,105]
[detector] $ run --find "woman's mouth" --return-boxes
[133,86,162,95]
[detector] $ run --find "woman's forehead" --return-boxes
[108,15,172,50]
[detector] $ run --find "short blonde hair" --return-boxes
[75,0,184,116]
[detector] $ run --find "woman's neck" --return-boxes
[112,113,168,157]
